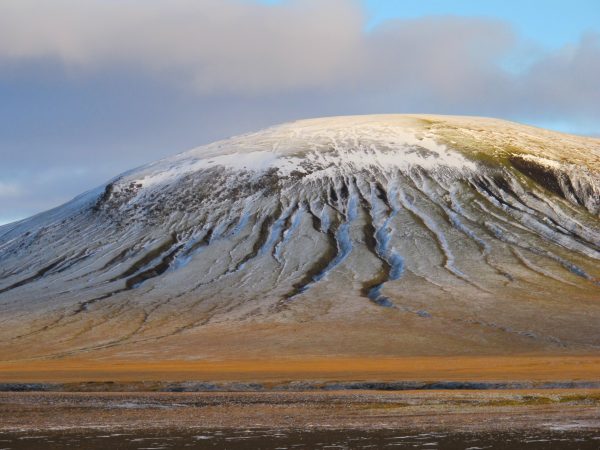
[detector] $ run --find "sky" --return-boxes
[1,0,599,225]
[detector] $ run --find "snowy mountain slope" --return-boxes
[1,115,599,360]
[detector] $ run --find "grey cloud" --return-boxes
[361,17,515,110]
[520,33,600,119]
[0,0,365,93]
[1,0,597,119]
[0,0,598,117]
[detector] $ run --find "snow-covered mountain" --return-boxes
[1,115,599,360]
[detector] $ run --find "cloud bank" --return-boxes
[0,0,599,223]
[1,0,598,116]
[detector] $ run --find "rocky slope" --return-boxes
[1,115,599,360]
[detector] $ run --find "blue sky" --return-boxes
[365,0,600,48]
[1,0,599,225]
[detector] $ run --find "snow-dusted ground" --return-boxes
[0,115,599,359]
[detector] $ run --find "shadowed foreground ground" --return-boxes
[1,427,600,450]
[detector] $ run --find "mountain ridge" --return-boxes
[1,114,599,361]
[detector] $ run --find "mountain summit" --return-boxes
[1,115,599,360]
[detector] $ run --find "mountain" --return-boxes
[1,114,599,362]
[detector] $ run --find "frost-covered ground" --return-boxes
[1,390,600,449]
[0,115,599,361]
